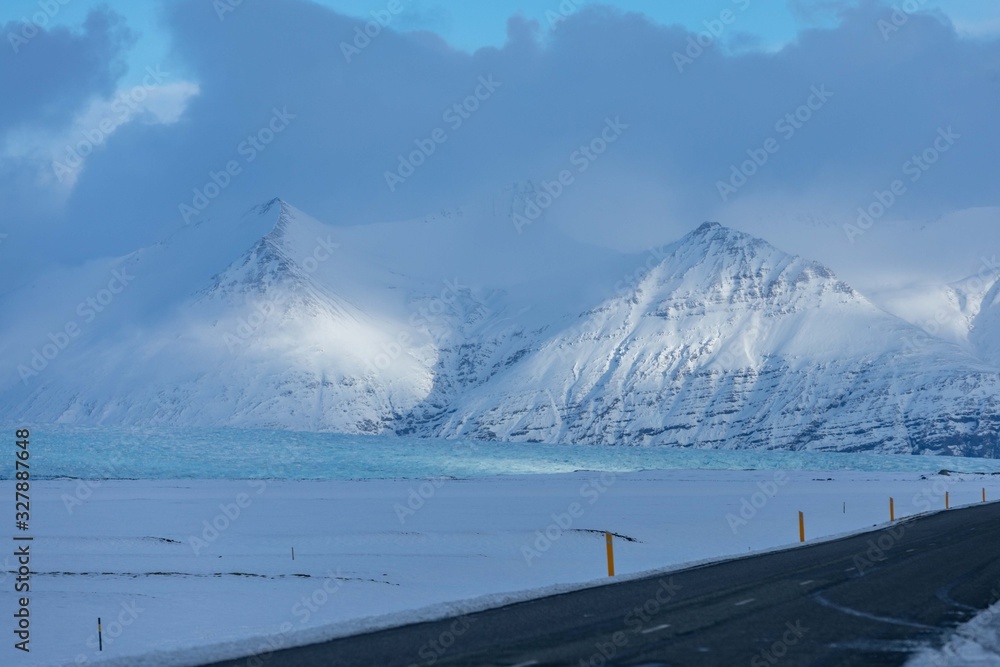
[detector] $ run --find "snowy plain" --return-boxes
[4,431,1000,666]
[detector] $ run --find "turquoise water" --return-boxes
[7,426,1000,479]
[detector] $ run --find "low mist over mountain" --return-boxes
[4,196,998,456]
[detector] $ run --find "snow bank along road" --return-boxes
[205,501,1000,667]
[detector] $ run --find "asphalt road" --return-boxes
[204,502,1000,667]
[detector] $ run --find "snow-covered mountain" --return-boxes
[3,199,999,456]
[2,200,441,432]
[422,223,1000,455]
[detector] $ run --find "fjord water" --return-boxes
[14,426,1000,479]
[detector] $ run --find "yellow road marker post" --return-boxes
[605,532,615,577]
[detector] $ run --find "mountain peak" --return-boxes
[245,196,286,220]
[674,220,771,259]
[259,198,293,235]
[681,221,763,252]
[695,221,723,233]
[205,199,330,299]
[641,219,854,307]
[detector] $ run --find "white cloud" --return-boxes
[2,79,200,190]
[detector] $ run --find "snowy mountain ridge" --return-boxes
[3,198,998,456]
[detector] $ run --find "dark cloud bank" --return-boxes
[4,0,999,274]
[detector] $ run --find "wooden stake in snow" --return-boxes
[798,512,805,543]
[890,498,895,522]
[98,617,103,651]
[292,547,295,561]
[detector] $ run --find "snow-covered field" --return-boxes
[4,468,1000,666]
